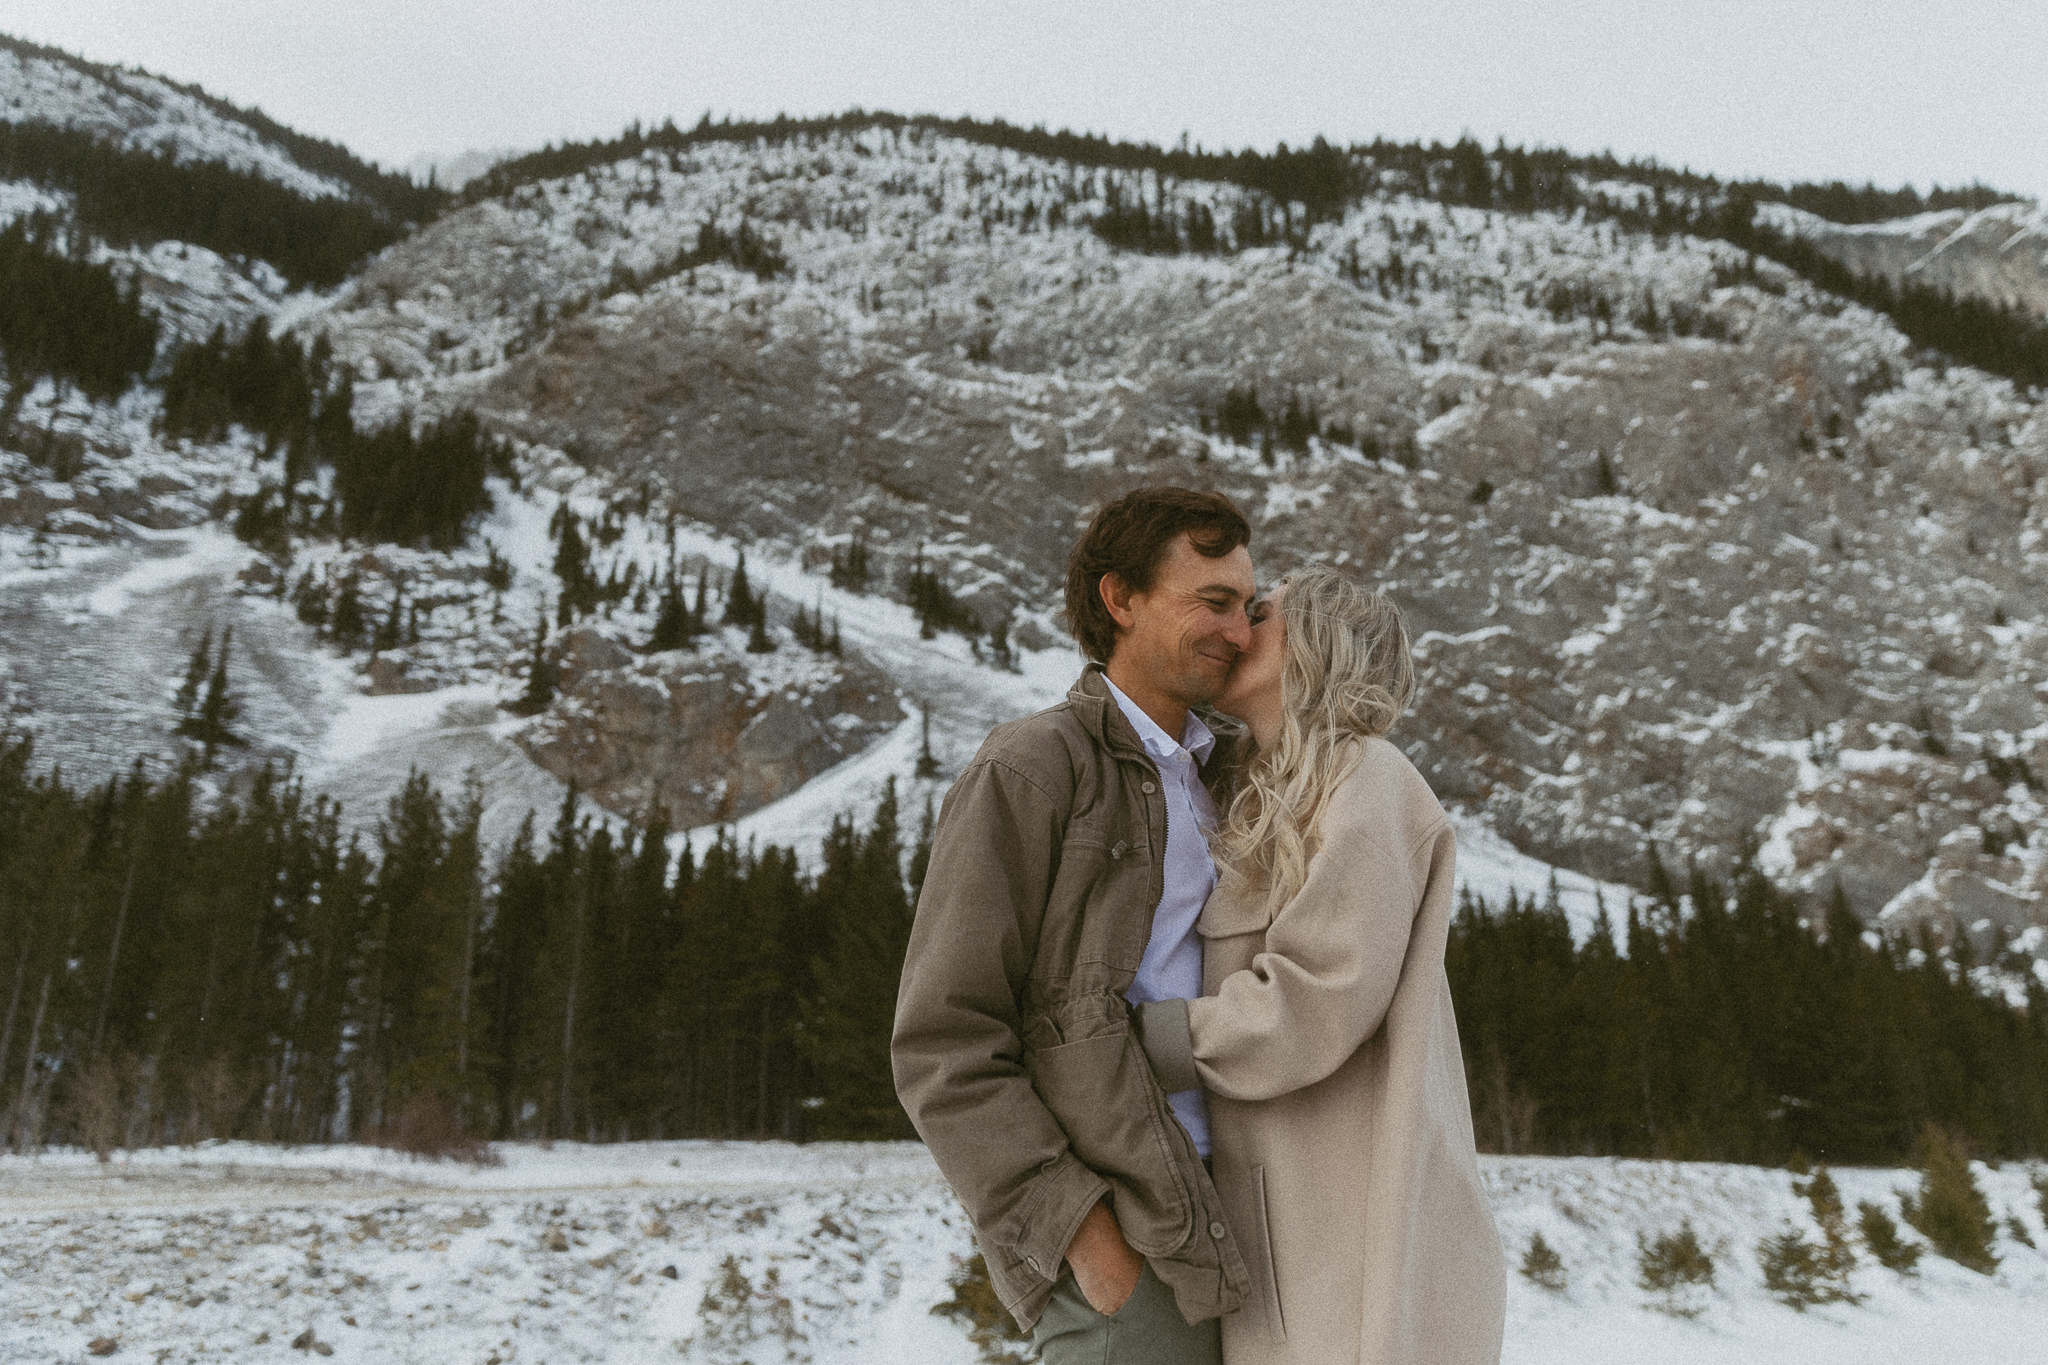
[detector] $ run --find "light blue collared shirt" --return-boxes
[1104,676,1216,1158]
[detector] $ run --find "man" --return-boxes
[893,486,1257,1363]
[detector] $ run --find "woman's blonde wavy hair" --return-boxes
[1213,565,1417,903]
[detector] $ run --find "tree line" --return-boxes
[4,738,2044,1162]
[1450,864,2048,1166]
[0,738,921,1151]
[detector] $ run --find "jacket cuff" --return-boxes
[1012,1150,1112,1283]
[1136,998,1200,1094]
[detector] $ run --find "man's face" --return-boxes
[1102,534,1256,710]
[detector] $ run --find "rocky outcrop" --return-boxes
[517,625,902,827]
[1760,735,2046,955]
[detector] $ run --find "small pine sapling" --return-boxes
[1856,1201,1921,1273]
[1781,1166,1861,1304]
[1519,1232,1566,1292]
[510,603,556,716]
[1899,1123,1999,1274]
[1758,1227,1828,1309]
[1637,1220,1715,1317]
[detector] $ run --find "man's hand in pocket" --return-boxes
[1065,1198,1144,1315]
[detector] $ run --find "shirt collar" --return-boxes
[1103,676,1217,767]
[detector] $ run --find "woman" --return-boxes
[1136,566,1505,1364]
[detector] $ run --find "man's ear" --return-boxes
[1098,571,1138,631]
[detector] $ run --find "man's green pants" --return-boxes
[1031,1263,1222,1365]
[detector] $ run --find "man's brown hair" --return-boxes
[1063,486,1251,663]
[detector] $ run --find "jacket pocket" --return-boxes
[1251,1164,1287,1344]
[1024,1027,1194,1257]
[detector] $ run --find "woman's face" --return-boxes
[1215,582,1286,720]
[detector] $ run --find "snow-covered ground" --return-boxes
[2,1141,2041,1364]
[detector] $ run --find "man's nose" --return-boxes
[1222,608,1253,654]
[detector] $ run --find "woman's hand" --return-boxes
[1065,1197,1144,1314]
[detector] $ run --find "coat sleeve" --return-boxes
[1180,795,1445,1104]
[890,757,1110,1286]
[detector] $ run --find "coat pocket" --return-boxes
[1250,1164,1287,1344]
[1023,1028,1194,1257]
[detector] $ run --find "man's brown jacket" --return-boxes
[891,666,1251,1329]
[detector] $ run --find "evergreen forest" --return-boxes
[0,215,158,402]
[161,320,508,551]
[0,119,419,289]
[2,740,2043,1164]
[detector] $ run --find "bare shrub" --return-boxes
[930,1251,1033,1363]
[370,1093,501,1165]
[60,1053,128,1161]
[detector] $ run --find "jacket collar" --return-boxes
[1068,664,1148,762]
[1068,663,1248,782]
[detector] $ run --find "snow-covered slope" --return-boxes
[0,36,353,200]
[4,113,2046,964]
[2,1141,2042,1365]
[289,126,2048,957]
[1758,200,2048,319]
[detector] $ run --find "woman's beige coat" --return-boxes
[1187,737,1504,1365]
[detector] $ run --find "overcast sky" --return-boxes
[10,0,2046,202]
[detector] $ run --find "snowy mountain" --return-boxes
[296,124,2047,960]
[1758,199,2048,320]
[0,35,353,201]
[1,68,2044,973]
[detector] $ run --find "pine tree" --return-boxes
[553,510,594,619]
[1900,1124,1998,1273]
[1596,450,1620,495]
[1795,1167,1860,1298]
[1519,1233,1567,1291]
[1636,1220,1714,1317]
[1856,1200,1921,1272]
[798,779,916,1138]
[829,536,871,592]
[173,626,214,718]
[647,568,692,652]
[745,614,775,653]
[373,584,405,653]
[915,705,941,779]
[174,627,243,759]
[482,813,548,1137]
[725,552,759,628]
[330,574,366,644]
[511,604,556,716]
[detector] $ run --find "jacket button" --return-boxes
[1141,781,1157,794]
[1209,1221,1227,1240]
[1025,1254,1040,1273]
